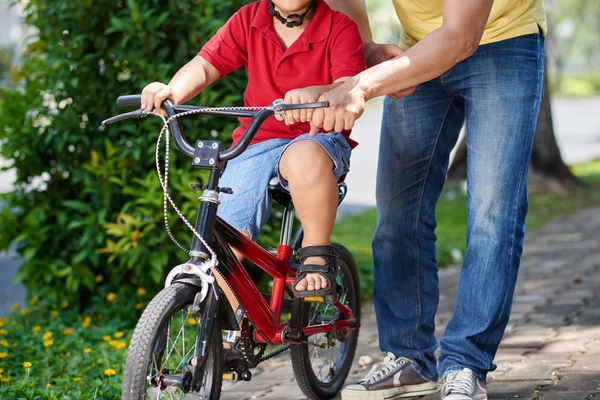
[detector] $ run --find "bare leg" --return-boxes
[231,230,251,262]
[278,140,338,292]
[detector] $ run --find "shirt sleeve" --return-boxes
[328,16,366,82]
[198,10,248,78]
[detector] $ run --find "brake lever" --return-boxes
[101,109,148,127]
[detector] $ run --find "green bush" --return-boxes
[0,0,252,305]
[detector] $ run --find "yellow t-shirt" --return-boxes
[393,0,547,49]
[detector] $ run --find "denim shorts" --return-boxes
[216,132,351,240]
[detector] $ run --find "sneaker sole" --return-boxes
[342,382,441,400]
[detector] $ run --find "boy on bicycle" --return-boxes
[141,0,364,301]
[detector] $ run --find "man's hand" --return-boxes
[141,82,174,116]
[363,40,416,99]
[309,80,367,135]
[283,87,323,125]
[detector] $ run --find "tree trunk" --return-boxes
[447,64,583,191]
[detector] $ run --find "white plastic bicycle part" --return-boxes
[165,261,215,302]
[271,98,286,121]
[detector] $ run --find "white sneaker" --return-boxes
[441,368,487,400]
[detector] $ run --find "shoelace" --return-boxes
[359,353,405,384]
[444,369,475,394]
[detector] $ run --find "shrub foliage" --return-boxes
[0,0,250,304]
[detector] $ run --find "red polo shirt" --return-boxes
[198,0,365,148]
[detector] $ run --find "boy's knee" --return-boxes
[279,140,333,180]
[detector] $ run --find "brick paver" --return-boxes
[221,207,600,399]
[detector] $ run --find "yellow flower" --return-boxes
[73,377,82,381]
[0,319,4,327]
[108,340,119,347]
[95,274,104,283]
[23,361,32,368]
[0,330,6,335]
[0,352,7,358]
[63,328,73,335]
[46,383,51,388]
[114,331,124,338]
[136,287,147,296]
[30,296,39,305]
[187,317,197,326]
[135,303,144,310]
[1,377,9,383]
[0,340,7,347]
[43,339,54,348]
[20,308,28,316]
[106,293,116,302]
[104,368,116,377]
[50,310,59,317]
[61,301,69,309]
[43,332,53,340]
[0,368,3,374]
[10,304,19,311]
[82,316,92,328]
[102,335,112,342]
[33,326,41,332]
[115,341,127,350]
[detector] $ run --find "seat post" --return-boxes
[280,203,296,247]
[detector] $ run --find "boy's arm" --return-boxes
[141,56,220,113]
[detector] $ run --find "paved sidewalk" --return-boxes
[221,207,600,400]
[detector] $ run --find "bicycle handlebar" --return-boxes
[102,95,329,162]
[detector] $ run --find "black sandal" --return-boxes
[293,245,338,304]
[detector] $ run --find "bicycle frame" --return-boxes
[210,215,355,345]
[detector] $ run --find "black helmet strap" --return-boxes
[268,0,314,28]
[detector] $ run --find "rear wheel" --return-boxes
[290,243,361,400]
[122,283,223,400]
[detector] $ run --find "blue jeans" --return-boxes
[373,32,545,382]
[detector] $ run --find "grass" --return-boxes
[331,159,600,294]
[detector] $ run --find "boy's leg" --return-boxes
[217,140,286,242]
[278,133,351,291]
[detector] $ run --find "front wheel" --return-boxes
[290,243,361,400]
[122,283,223,400]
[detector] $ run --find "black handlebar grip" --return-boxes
[116,95,142,109]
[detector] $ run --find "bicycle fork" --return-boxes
[190,287,219,391]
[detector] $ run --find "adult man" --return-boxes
[315,1,547,399]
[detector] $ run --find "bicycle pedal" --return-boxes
[302,294,337,304]
[222,372,237,381]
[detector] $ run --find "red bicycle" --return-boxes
[103,96,361,400]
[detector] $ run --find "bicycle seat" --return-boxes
[268,177,292,206]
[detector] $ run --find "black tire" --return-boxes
[122,283,223,400]
[290,243,361,400]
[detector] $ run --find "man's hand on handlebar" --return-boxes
[141,82,174,116]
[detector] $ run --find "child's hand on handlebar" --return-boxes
[283,87,323,126]
[141,82,174,116]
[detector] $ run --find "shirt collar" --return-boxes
[251,0,332,44]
